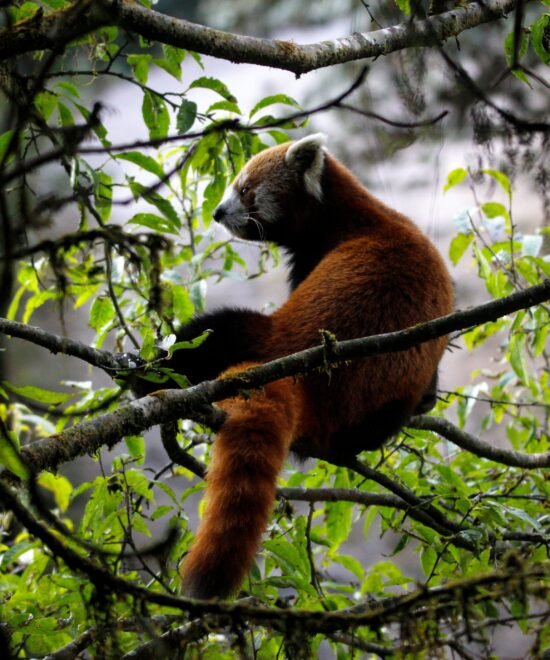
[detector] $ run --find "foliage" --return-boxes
[0,1,549,658]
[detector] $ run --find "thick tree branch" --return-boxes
[410,415,550,468]
[0,1,520,74]
[2,279,549,474]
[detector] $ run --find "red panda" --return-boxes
[169,134,454,600]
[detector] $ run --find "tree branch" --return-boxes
[410,415,550,468]
[0,1,521,75]
[2,279,548,475]
[0,316,123,372]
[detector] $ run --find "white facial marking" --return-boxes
[255,181,281,224]
[221,182,239,205]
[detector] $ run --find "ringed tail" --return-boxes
[180,375,303,599]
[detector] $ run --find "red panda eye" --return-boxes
[240,186,249,196]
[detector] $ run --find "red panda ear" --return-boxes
[285,133,326,200]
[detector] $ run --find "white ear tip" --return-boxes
[285,133,327,165]
[302,132,327,145]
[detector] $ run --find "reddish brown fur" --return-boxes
[179,142,454,599]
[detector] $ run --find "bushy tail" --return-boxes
[180,376,303,599]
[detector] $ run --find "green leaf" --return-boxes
[189,76,237,103]
[0,131,14,163]
[130,183,181,230]
[118,151,165,179]
[504,29,530,68]
[34,91,58,122]
[481,169,512,196]
[56,81,80,98]
[58,101,74,127]
[249,94,300,118]
[449,233,473,265]
[94,171,112,222]
[169,330,212,354]
[89,296,115,331]
[0,434,30,480]
[325,469,353,550]
[125,435,145,462]
[129,213,180,235]
[481,201,509,221]
[176,100,197,135]
[3,382,74,405]
[37,472,72,513]
[264,536,309,579]
[420,545,437,578]
[142,91,170,141]
[171,286,195,324]
[74,103,110,146]
[443,168,467,192]
[153,57,181,81]
[127,54,152,85]
[508,333,529,384]
[207,100,241,114]
[151,504,173,520]
[532,15,550,65]
[394,0,410,13]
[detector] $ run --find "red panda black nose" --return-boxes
[213,205,225,222]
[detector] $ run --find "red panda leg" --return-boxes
[180,371,304,599]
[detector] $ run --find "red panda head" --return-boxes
[213,133,327,244]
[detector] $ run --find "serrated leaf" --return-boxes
[118,151,165,179]
[189,76,237,103]
[176,100,197,135]
[443,167,467,192]
[249,94,300,118]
